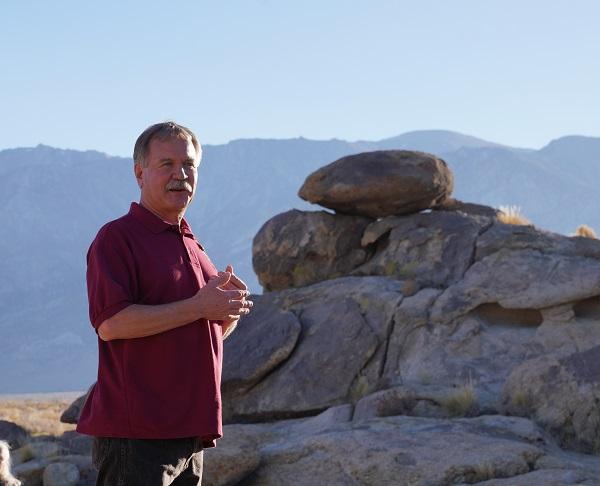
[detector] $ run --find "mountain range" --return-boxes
[1,130,599,393]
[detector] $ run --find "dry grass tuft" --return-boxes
[509,390,534,413]
[573,224,598,239]
[0,398,76,437]
[442,378,477,417]
[497,205,531,226]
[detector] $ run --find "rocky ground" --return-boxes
[4,149,600,485]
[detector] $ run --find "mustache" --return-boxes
[166,181,193,192]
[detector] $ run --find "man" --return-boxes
[76,121,253,485]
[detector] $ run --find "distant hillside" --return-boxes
[0,130,599,393]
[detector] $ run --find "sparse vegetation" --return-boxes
[417,370,433,385]
[442,378,477,417]
[510,390,534,413]
[573,224,598,239]
[0,398,76,436]
[401,279,419,297]
[384,261,397,276]
[497,205,531,226]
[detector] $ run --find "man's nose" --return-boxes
[172,165,188,179]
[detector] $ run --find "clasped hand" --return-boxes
[195,264,253,321]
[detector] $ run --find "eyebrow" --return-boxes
[158,157,197,164]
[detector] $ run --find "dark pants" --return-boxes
[92,437,203,486]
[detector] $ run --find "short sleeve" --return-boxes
[87,224,137,331]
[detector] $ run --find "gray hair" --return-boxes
[133,121,202,167]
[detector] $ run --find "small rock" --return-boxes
[353,387,417,421]
[13,458,51,485]
[60,386,93,424]
[433,197,500,219]
[57,431,93,455]
[42,462,79,486]
[12,439,66,468]
[0,421,30,449]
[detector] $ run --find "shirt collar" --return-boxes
[129,202,195,238]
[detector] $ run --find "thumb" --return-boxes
[211,271,231,287]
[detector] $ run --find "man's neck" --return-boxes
[139,201,184,226]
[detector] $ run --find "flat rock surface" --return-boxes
[219,414,600,486]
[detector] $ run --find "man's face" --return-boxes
[135,136,199,222]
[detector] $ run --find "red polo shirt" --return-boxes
[76,202,223,447]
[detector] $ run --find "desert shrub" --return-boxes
[497,205,531,226]
[573,224,598,239]
[442,379,477,417]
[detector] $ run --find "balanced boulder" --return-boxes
[298,150,453,218]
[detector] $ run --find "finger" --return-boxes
[228,272,248,291]
[213,272,231,288]
[228,307,250,316]
[225,289,249,299]
[228,299,253,308]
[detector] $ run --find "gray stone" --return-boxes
[281,276,405,403]
[353,387,416,421]
[298,150,454,218]
[203,425,263,486]
[226,296,379,421]
[475,222,575,260]
[502,346,600,453]
[222,293,301,396]
[472,469,592,485]
[242,415,556,486]
[353,211,490,289]
[286,405,354,436]
[13,458,50,485]
[56,431,92,456]
[42,462,79,486]
[252,209,371,291]
[382,287,442,386]
[21,441,63,461]
[434,197,500,219]
[60,385,93,424]
[431,248,600,324]
[0,421,29,449]
[224,277,404,421]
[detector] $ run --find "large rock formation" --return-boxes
[60,149,600,485]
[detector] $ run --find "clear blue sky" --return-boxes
[1,0,598,156]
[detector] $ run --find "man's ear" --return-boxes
[134,162,143,189]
